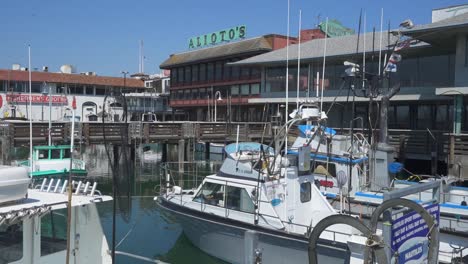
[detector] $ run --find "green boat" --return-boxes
[18,145,87,178]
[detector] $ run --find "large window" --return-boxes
[215,62,223,81]
[199,64,206,82]
[177,68,184,84]
[417,105,432,130]
[388,105,410,129]
[0,221,23,262]
[207,63,214,81]
[41,209,68,256]
[193,182,225,207]
[193,182,255,213]
[192,65,199,82]
[184,66,191,85]
[226,186,255,213]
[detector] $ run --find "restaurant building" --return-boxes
[159,29,325,121]
[0,66,171,122]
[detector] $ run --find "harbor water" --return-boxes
[7,143,226,264]
[88,143,226,264]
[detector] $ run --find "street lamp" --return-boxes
[214,91,222,122]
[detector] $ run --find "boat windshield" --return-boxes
[193,181,255,213]
[0,221,23,262]
[41,208,68,256]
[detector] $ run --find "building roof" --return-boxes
[403,12,468,34]
[231,31,401,66]
[0,69,144,88]
[160,36,274,69]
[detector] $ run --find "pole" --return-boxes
[48,84,52,145]
[28,46,33,173]
[320,18,328,112]
[285,0,290,155]
[296,9,302,110]
[65,108,75,264]
[378,8,384,75]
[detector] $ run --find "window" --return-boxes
[41,209,67,256]
[193,182,225,207]
[95,86,106,95]
[251,67,261,79]
[172,70,178,85]
[51,149,61,159]
[32,82,42,93]
[38,149,49,159]
[300,182,311,203]
[85,86,94,95]
[250,84,260,95]
[240,67,250,79]
[192,65,199,82]
[207,63,214,81]
[178,68,184,84]
[231,66,240,79]
[63,149,71,158]
[231,85,239,95]
[184,66,191,84]
[417,105,432,130]
[226,186,255,213]
[240,84,250,95]
[0,221,23,262]
[215,62,223,81]
[199,64,206,82]
[311,161,337,177]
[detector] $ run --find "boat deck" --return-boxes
[0,189,112,213]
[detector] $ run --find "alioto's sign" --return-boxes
[6,94,68,105]
[189,25,246,49]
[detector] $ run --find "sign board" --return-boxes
[188,25,246,49]
[319,19,355,38]
[390,203,440,263]
[6,94,68,105]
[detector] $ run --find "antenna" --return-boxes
[362,12,366,89]
[296,9,302,110]
[320,17,328,112]
[378,8,384,75]
[141,40,144,73]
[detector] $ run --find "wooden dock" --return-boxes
[0,121,271,146]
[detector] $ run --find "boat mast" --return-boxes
[296,9,302,110]
[65,108,75,264]
[284,0,290,156]
[28,45,33,173]
[320,18,328,113]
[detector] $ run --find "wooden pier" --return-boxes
[1,120,467,178]
[0,121,271,147]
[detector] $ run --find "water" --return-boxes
[82,143,226,264]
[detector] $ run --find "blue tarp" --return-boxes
[298,124,336,137]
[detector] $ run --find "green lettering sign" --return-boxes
[188,25,247,49]
[319,19,355,38]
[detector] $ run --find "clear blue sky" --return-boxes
[1,0,466,77]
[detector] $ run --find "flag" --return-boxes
[385,63,397,72]
[395,39,412,52]
[388,53,402,64]
[72,96,77,110]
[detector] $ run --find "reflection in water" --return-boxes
[84,143,224,264]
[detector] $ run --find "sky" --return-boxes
[1,0,466,77]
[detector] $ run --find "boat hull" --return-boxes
[157,198,350,264]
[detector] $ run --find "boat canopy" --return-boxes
[33,145,72,150]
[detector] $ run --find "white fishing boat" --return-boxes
[0,165,112,264]
[156,104,468,263]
